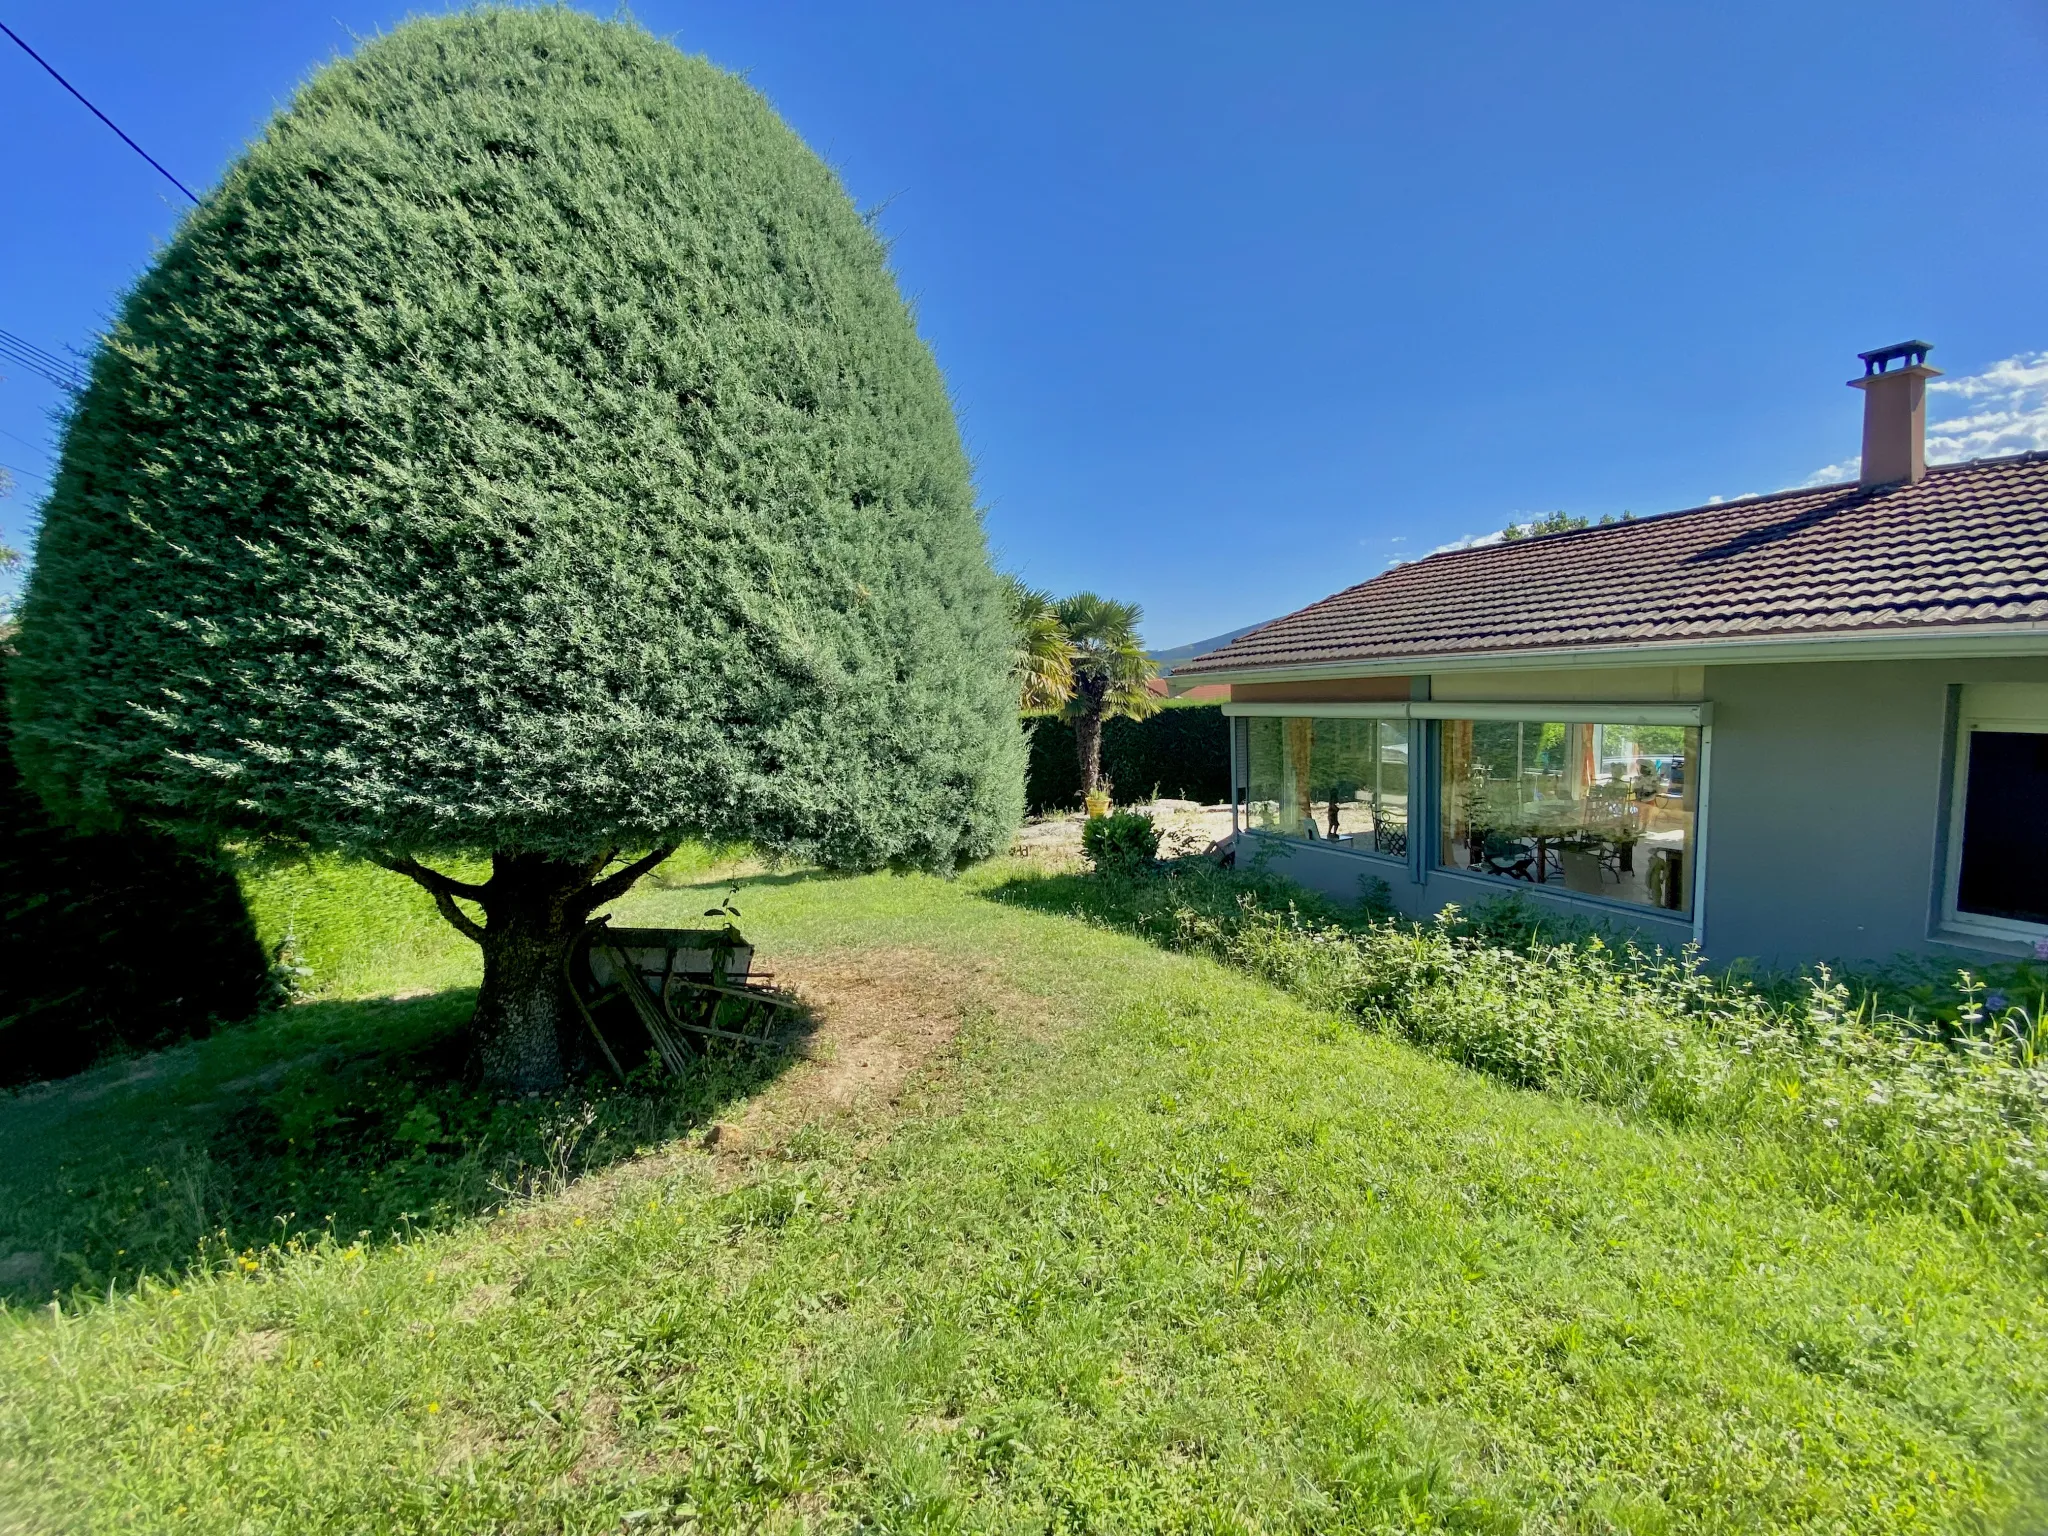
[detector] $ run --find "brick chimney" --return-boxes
[1848,340,1940,488]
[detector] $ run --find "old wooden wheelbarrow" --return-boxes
[564,919,799,1080]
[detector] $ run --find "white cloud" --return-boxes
[1800,457,1859,487]
[1427,528,1507,556]
[1928,353,2048,402]
[1796,350,2048,487]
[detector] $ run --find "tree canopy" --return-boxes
[7,8,1024,1087]
[1004,577,1073,713]
[10,7,1022,874]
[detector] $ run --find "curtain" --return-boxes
[1281,717,1315,837]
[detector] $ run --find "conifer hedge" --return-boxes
[1025,704,1229,812]
[9,10,1023,1089]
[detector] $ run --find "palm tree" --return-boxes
[1054,591,1158,799]
[1005,576,1073,713]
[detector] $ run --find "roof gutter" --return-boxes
[1223,699,1709,726]
[1167,622,2048,692]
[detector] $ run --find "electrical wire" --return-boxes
[0,20,199,205]
[0,328,87,392]
[0,329,81,376]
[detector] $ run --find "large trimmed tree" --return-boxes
[9,9,1024,1091]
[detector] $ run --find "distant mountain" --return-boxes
[1149,622,1263,668]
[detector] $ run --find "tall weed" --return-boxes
[1027,862,2048,1240]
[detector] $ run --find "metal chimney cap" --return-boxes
[1857,340,1933,375]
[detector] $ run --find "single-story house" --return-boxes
[1170,343,2048,967]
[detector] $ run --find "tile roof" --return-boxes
[1176,452,2048,676]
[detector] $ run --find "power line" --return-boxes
[0,21,199,205]
[0,328,87,393]
[0,327,81,377]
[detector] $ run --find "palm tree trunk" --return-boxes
[1075,708,1105,798]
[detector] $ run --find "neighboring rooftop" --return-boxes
[1176,451,2048,676]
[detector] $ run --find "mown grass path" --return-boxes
[2,862,2045,1532]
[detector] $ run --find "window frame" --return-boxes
[1223,700,1711,935]
[1940,684,2048,942]
[1237,711,1414,865]
[1430,713,1703,921]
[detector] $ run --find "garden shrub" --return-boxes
[9,9,1025,1089]
[1080,810,1160,877]
[0,705,269,1085]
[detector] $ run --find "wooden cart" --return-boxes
[565,920,797,1079]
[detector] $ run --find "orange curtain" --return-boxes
[1566,723,1596,800]
[1443,719,1473,860]
[1283,717,1315,834]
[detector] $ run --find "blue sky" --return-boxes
[4,1,2047,647]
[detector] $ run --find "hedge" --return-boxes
[1,687,270,1085]
[1025,704,1229,814]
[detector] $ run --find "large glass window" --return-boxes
[1246,715,1411,856]
[1438,719,1699,914]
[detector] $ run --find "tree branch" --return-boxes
[374,854,487,945]
[579,844,681,912]
[372,853,489,903]
[424,885,487,946]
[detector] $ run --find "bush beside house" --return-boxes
[1025,703,1228,813]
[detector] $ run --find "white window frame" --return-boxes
[1941,683,2048,942]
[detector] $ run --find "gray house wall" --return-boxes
[1230,655,2048,969]
[1699,656,2048,967]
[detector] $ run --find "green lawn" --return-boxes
[2,858,2045,1532]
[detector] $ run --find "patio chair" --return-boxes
[565,919,799,1080]
[1373,814,1408,858]
[1480,830,1535,881]
[1559,846,1607,894]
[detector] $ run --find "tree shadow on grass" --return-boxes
[0,986,812,1306]
[978,857,1359,948]
[643,863,865,895]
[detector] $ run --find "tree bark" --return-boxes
[1074,708,1105,798]
[469,852,596,1093]
[379,845,678,1094]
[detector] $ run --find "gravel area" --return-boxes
[1010,800,1237,863]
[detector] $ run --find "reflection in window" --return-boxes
[1246,716,1410,856]
[1439,720,1699,913]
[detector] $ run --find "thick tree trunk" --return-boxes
[470,853,593,1093]
[378,844,679,1095]
[1075,708,1105,798]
